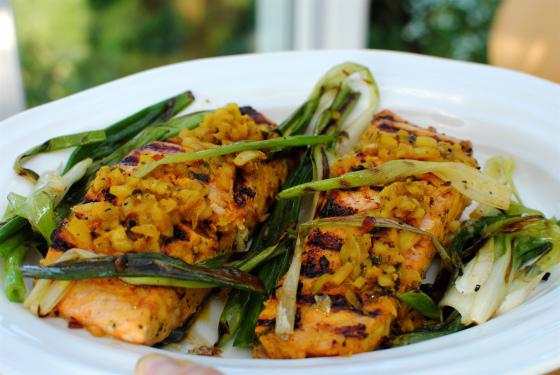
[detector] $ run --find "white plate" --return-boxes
[0,50,559,375]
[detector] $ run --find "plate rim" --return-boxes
[0,49,559,375]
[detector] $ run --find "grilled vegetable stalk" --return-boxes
[21,252,264,292]
[218,155,313,347]
[64,91,194,172]
[14,91,194,183]
[388,310,464,347]
[219,62,375,348]
[6,158,92,243]
[31,104,289,345]
[254,110,477,358]
[14,131,105,183]
[0,217,27,245]
[273,62,380,338]
[278,159,511,210]
[440,215,560,324]
[135,135,334,178]
[4,242,31,302]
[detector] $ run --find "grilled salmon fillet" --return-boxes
[43,104,288,345]
[255,110,477,358]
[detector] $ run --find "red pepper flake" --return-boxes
[361,216,376,232]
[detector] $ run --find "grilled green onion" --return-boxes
[225,158,313,348]
[4,242,31,302]
[23,249,98,315]
[441,215,560,324]
[134,134,334,178]
[389,310,464,347]
[397,291,441,320]
[274,233,305,336]
[446,214,543,264]
[0,230,26,258]
[279,159,512,210]
[483,156,522,204]
[278,97,320,137]
[229,242,288,273]
[218,290,252,347]
[6,159,92,243]
[442,212,554,324]
[272,62,380,338]
[89,111,207,174]
[64,91,194,172]
[215,243,290,347]
[14,130,106,183]
[20,252,264,293]
[0,217,27,246]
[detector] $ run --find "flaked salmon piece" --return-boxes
[54,278,209,344]
[42,105,288,345]
[255,110,476,358]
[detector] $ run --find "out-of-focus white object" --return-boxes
[294,0,369,50]
[0,0,24,120]
[488,0,560,83]
[256,0,369,52]
[256,0,294,52]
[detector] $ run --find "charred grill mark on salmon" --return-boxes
[240,106,273,125]
[163,226,190,245]
[233,169,257,207]
[300,253,332,278]
[317,193,357,218]
[377,122,400,133]
[100,188,117,204]
[334,323,368,339]
[121,153,140,167]
[190,172,210,183]
[50,225,77,252]
[256,318,276,329]
[306,229,344,251]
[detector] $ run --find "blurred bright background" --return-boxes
[0,0,558,119]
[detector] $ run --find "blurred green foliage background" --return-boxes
[13,0,500,108]
[13,0,255,107]
[368,0,501,63]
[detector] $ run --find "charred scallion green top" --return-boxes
[64,91,194,173]
[134,134,334,178]
[13,91,194,183]
[20,252,264,293]
[278,159,512,210]
[6,159,92,243]
[14,131,106,182]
